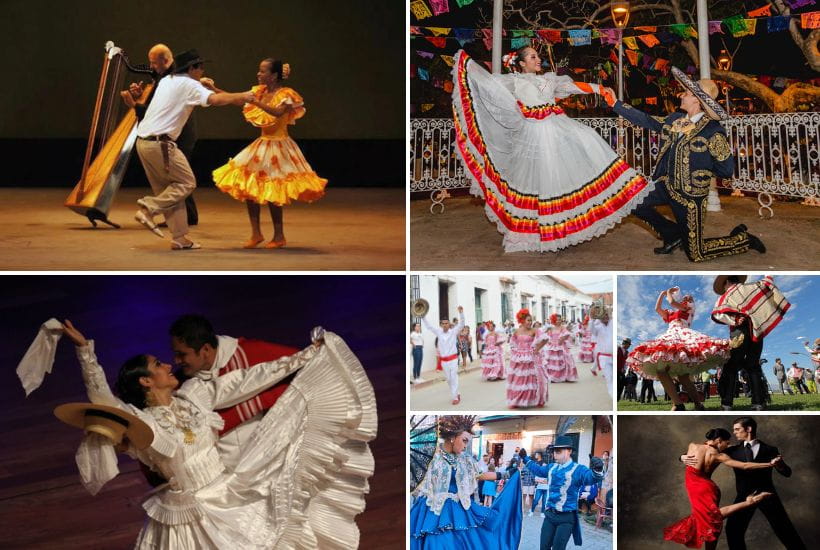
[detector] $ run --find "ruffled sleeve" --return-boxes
[278,87,306,124]
[552,74,601,99]
[242,85,305,128]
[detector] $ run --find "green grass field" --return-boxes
[618,392,820,411]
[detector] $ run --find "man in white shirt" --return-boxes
[134,49,254,249]
[590,309,614,398]
[422,306,465,405]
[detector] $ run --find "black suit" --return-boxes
[724,441,805,549]
[718,317,766,407]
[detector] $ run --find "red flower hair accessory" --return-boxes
[502,51,519,72]
[549,313,559,325]
[516,308,530,324]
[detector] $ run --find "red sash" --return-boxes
[440,352,458,362]
[216,337,299,435]
[596,353,613,371]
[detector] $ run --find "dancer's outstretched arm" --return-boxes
[715,452,779,470]
[654,291,667,320]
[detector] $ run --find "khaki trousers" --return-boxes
[136,139,196,239]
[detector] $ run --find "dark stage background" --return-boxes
[0,0,403,187]
[0,275,405,549]
[618,415,819,549]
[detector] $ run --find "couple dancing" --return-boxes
[129,44,326,250]
[452,44,765,261]
[53,315,375,549]
[667,417,805,549]
[627,275,789,411]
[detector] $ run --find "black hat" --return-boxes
[174,49,210,73]
[552,435,575,450]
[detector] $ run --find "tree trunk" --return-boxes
[711,69,820,112]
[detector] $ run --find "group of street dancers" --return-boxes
[420,305,612,408]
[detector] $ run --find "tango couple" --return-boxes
[46,315,374,549]
[126,44,326,250]
[453,45,765,261]
[667,417,805,549]
[626,275,789,411]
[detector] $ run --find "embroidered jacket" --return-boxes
[613,101,734,203]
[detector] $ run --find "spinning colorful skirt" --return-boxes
[213,85,327,205]
[507,332,546,407]
[546,328,578,382]
[663,467,724,547]
[626,309,730,380]
[451,50,652,253]
[411,466,522,550]
[481,332,505,380]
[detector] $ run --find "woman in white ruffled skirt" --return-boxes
[61,321,376,550]
[452,45,653,252]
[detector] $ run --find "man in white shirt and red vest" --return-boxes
[169,314,301,469]
[134,49,253,249]
[422,306,465,405]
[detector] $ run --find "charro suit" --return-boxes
[724,440,805,550]
[613,101,751,262]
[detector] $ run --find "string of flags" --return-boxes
[411,1,820,107]
[411,2,820,43]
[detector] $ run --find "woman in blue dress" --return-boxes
[410,415,522,549]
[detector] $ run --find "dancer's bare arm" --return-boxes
[654,291,667,320]
[714,452,778,470]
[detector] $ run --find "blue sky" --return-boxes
[618,275,817,389]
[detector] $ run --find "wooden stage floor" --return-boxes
[0,187,405,270]
[0,276,405,549]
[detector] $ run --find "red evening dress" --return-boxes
[663,466,724,547]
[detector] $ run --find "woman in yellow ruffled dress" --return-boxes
[213,58,327,248]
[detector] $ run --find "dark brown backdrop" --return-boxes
[618,415,819,549]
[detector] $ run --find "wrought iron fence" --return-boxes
[410,113,820,202]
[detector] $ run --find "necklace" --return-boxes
[440,447,457,467]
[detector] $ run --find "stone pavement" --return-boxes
[411,193,820,270]
[519,508,613,549]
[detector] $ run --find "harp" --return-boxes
[65,41,154,228]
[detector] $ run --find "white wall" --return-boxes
[410,275,596,376]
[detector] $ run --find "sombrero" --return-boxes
[54,402,153,449]
[713,275,748,295]
[672,66,729,121]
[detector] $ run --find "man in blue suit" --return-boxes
[602,68,765,262]
[519,436,604,550]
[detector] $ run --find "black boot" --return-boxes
[653,238,682,255]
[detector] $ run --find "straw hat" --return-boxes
[54,402,153,449]
[713,275,748,295]
[672,67,729,121]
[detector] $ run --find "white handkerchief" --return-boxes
[76,433,119,495]
[16,318,64,396]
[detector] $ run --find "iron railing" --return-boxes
[410,114,820,203]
